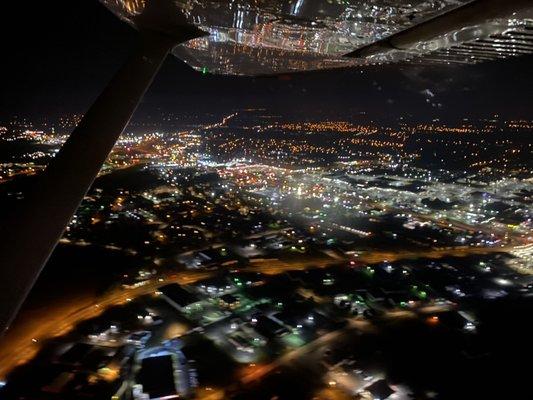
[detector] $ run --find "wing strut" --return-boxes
[0,29,182,333]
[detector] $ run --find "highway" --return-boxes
[0,243,515,380]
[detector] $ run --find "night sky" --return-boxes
[1,0,532,124]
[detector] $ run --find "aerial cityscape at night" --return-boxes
[0,1,532,400]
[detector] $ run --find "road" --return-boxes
[239,318,374,385]
[355,244,513,264]
[0,270,211,380]
[0,243,514,380]
[237,302,451,387]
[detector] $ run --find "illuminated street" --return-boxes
[0,242,522,381]
[0,1,532,399]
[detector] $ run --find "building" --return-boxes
[219,294,240,310]
[134,341,196,400]
[160,283,201,312]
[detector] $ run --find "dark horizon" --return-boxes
[1,0,533,126]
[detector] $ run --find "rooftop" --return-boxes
[138,355,177,399]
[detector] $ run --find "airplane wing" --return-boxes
[102,0,533,75]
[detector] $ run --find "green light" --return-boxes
[202,67,208,75]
